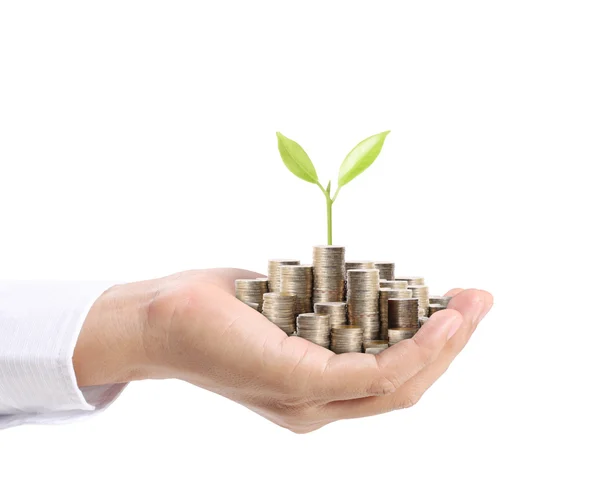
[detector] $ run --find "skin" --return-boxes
[73,269,493,433]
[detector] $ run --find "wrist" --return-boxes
[73,282,152,387]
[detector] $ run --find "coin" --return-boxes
[407,285,430,317]
[296,313,331,348]
[380,279,409,290]
[312,245,345,303]
[330,325,363,353]
[428,303,445,316]
[388,298,419,330]
[395,276,425,286]
[280,264,314,315]
[347,269,381,342]
[374,262,395,280]
[314,302,347,330]
[364,340,388,350]
[345,261,375,277]
[429,296,452,308]
[379,288,403,340]
[388,328,418,345]
[419,316,429,327]
[262,292,297,335]
[365,346,387,355]
[268,259,301,293]
[235,278,269,312]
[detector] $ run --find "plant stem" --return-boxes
[326,194,333,245]
[317,182,334,244]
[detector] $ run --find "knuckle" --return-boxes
[368,375,399,396]
[397,390,423,409]
[410,337,437,365]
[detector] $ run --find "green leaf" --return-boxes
[337,131,390,187]
[276,132,319,184]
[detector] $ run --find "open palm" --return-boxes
[142,269,493,433]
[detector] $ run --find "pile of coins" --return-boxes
[408,284,430,318]
[280,265,313,314]
[268,259,300,292]
[262,293,296,335]
[234,245,450,354]
[312,246,345,303]
[347,269,381,342]
[374,262,395,280]
[314,302,347,329]
[235,278,269,311]
[387,298,419,345]
[345,261,375,276]
[330,325,363,354]
[379,288,402,340]
[364,340,389,355]
[296,313,330,348]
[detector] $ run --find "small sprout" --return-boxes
[276,131,390,245]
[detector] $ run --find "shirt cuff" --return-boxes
[0,281,125,430]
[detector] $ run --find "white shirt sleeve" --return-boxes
[0,281,127,430]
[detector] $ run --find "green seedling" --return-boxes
[276,130,390,245]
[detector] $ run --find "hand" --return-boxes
[74,269,493,433]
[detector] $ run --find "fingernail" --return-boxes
[446,315,462,340]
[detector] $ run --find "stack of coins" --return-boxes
[296,313,331,348]
[428,304,445,316]
[235,279,269,312]
[280,265,313,314]
[364,340,388,354]
[429,296,452,307]
[418,316,429,327]
[262,293,297,335]
[330,325,363,353]
[268,259,300,292]
[395,276,425,286]
[345,261,375,276]
[379,288,402,340]
[314,302,347,329]
[388,328,417,345]
[312,246,345,303]
[388,298,419,330]
[408,285,430,317]
[380,279,409,290]
[374,262,395,280]
[347,269,381,342]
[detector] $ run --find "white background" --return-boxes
[1,1,599,491]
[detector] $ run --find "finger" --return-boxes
[445,288,464,297]
[309,309,463,402]
[383,289,492,408]
[324,289,492,420]
[397,288,493,392]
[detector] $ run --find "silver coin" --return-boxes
[395,276,425,286]
[429,296,452,308]
[388,298,419,330]
[280,264,314,315]
[312,245,345,303]
[374,262,395,280]
[428,303,445,316]
[262,292,297,335]
[388,328,418,345]
[347,269,381,342]
[268,259,301,293]
[235,278,269,312]
[407,285,430,318]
